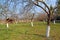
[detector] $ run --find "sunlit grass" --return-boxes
[0,22,60,40]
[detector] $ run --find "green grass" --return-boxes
[0,22,60,40]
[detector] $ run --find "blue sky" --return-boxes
[35,0,57,13]
[0,0,57,13]
[0,0,57,19]
[46,0,57,6]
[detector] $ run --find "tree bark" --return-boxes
[53,20,56,24]
[46,25,50,38]
[46,13,50,38]
[7,23,9,28]
[31,21,33,27]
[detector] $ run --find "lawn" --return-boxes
[0,22,60,40]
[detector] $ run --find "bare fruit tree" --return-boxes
[30,13,35,27]
[0,0,57,38]
[49,5,57,24]
[22,0,51,37]
[33,0,50,37]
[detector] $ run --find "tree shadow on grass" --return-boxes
[26,33,46,38]
[24,31,46,38]
[0,28,13,32]
[0,29,46,38]
[32,34,46,37]
[0,28,8,30]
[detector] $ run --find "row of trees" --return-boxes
[57,0,60,16]
[0,0,60,38]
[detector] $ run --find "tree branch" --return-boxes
[33,2,48,14]
[38,1,50,11]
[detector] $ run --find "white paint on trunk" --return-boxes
[16,21,18,24]
[31,22,33,27]
[53,20,56,24]
[46,26,50,38]
[43,20,45,23]
[7,23,9,28]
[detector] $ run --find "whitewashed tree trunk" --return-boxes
[46,26,50,38]
[31,22,33,27]
[43,20,45,23]
[16,21,18,24]
[7,23,9,28]
[53,20,56,24]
